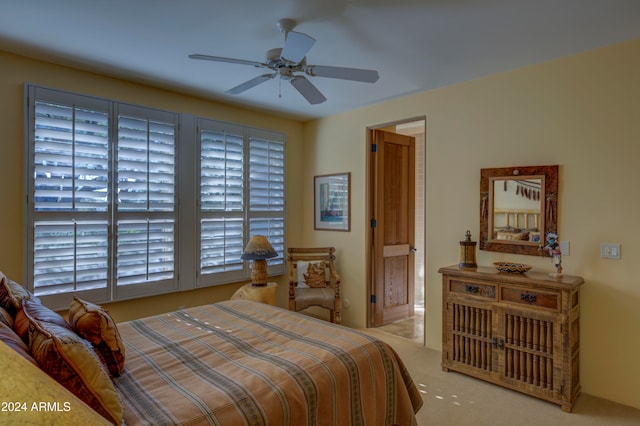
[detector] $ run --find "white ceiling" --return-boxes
[2,0,640,121]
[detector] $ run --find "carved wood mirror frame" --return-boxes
[480,165,558,256]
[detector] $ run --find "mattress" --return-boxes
[113,300,422,425]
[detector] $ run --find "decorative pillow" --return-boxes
[0,321,37,366]
[28,316,124,425]
[0,272,38,317]
[303,262,327,288]
[68,296,126,377]
[0,306,13,328]
[296,261,310,288]
[14,298,73,344]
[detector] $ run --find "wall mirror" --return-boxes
[480,165,558,256]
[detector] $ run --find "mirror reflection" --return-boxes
[490,177,543,244]
[480,165,558,256]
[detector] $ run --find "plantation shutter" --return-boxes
[27,84,286,307]
[115,107,177,290]
[199,121,245,279]
[31,97,110,297]
[248,130,285,271]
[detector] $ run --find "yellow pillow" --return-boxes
[28,315,124,425]
[68,296,125,377]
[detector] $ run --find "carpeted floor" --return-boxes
[362,328,640,426]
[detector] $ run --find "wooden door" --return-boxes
[371,130,416,326]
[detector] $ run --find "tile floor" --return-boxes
[376,306,424,344]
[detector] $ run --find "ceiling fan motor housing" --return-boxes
[266,48,284,67]
[277,18,296,34]
[266,47,306,68]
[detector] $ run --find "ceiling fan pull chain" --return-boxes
[279,77,282,98]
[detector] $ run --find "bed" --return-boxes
[113,300,423,425]
[493,209,541,242]
[0,272,422,425]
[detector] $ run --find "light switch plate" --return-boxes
[559,241,569,256]
[600,243,621,259]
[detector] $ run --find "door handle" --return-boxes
[410,247,417,253]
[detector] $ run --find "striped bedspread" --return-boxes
[113,300,422,425]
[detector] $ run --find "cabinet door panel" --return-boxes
[498,306,559,398]
[446,300,494,373]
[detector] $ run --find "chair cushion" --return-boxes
[68,296,126,377]
[294,287,336,311]
[28,313,124,425]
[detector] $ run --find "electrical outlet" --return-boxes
[600,243,621,259]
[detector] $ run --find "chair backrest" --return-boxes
[287,247,337,287]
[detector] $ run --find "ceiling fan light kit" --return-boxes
[189,18,379,104]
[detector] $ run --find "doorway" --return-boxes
[368,118,425,344]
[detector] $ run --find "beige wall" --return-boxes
[302,39,640,408]
[0,50,304,322]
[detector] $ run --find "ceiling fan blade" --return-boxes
[226,74,275,95]
[304,65,380,83]
[189,54,267,68]
[290,76,326,104]
[280,31,316,64]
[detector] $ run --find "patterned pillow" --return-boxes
[0,306,13,328]
[68,296,126,377]
[296,261,328,289]
[303,262,327,288]
[0,272,37,317]
[14,298,73,344]
[28,315,124,425]
[0,321,37,366]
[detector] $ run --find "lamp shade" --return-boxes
[241,235,278,260]
[241,235,278,286]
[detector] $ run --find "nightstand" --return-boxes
[231,282,277,305]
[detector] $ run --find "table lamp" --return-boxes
[241,235,278,286]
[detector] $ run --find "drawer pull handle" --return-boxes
[520,293,537,303]
[465,285,479,293]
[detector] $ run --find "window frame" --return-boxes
[24,84,286,309]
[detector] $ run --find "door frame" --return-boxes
[366,117,427,328]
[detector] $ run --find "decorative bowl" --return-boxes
[493,262,532,274]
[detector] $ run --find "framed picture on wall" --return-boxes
[314,172,351,232]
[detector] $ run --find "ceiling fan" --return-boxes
[189,18,380,105]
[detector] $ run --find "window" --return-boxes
[25,85,285,308]
[197,119,285,287]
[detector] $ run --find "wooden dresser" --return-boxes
[438,265,584,412]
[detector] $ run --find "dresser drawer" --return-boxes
[449,279,496,300]
[500,286,559,310]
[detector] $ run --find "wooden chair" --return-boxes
[288,247,342,324]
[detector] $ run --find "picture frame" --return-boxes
[314,172,351,232]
